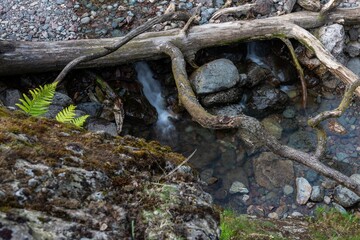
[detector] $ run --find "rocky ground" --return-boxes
[1,0,360,238]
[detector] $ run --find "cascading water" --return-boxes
[134,61,176,142]
[246,41,286,82]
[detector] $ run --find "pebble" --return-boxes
[268,212,279,219]
[229,181,249,194]
[81,17,91,24]
[283,184,294,195]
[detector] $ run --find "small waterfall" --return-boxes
[246,41,286,82]
[135,62,176,141]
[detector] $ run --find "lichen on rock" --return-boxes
[0,107,220,239]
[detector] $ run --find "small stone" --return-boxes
[291,211,303,217]
[283,184,294,195]
[268,212,279,219]
[324,196,331,204]
[283,108,296,119]
[229,181,249,194]
[81,17,91,24]
[296,177,312,205]
[310,186,324,202]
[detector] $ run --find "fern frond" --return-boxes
[70,115,90,128]
[55,104,76,123]
[16,82,58,116]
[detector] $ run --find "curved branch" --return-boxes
[52,12,190,84]
[158,41,360,196]
[210,4,256,21]
[279,38,307,108]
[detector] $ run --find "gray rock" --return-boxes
[297,0,320,11]
[282,107,296,119]
[52,92,73,106]
[209,102,245,116]
[245,84,288,118]
[261,115,283,140]
[253,152,294,190]
[324,196,331,204]
[284,184,294,195]
[310,185,324,202]
[348,28,359,41]
[334,185,360,207]
[253,0,273,15]
[288,130,316,151]
[346,57,360,76]
[346,41,360,57]
[283,0,297,13]
[296,177,312,205]
[229,181,249,194]
[318,24,345,58]
[247,63,272,87]
[81,17,91,24]
[86,118,118,137]
[76,102,103,117]
[201,87,243,107]
[43,104,63,118]
[4,89,21,107]
[190,59,240,94]
[332,202,347,214]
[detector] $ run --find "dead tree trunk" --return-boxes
[0,8,359,75]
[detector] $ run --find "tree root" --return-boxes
[159,41,360,196]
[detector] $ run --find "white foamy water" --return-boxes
[135,62,176,140]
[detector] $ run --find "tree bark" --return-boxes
[0,8,359,76]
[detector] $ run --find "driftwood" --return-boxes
[0,8,359,76]
[1,3,360,196]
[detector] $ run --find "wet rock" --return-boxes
[221,168,249,191]
[86,118,118,137]
[253,152,294,190]
[281,118,299,133]
[317,24,345,59]
[284,184,294,195]
[291,211,303,217]
[346,41,360,57]
[297,0,320,11]
[4,88,21,107]
[324,196,331,204]
[296,177,312,205]
[229,181,249,194]
[310,186,324,202]
[201,87,243,107]
[190,59,240,94]
[288,130,316,151]
[209,102,245,116]
[247,62,272,87]
[245,84,288,118]
[261,115,283,140]
[346,57,360,76]
[282,107,296,119]
[76,102,103,117]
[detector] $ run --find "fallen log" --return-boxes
[0,8,359,76]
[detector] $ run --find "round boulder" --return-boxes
[190,59,240,94]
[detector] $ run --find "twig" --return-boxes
[164,149,197,178]
[279,38,307,109]
[210,4,256,21]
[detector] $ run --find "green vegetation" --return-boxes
[220,209,284,240]
[308,206,360,240]
[16,82,58,117]
[220,207,360,240]
[16,82,89,127]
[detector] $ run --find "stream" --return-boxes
[127,40,360,218]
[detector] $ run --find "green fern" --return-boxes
[56,105,89,127]
[71,115,90,128]
[56,104,76,123]
[16,82,58,116]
